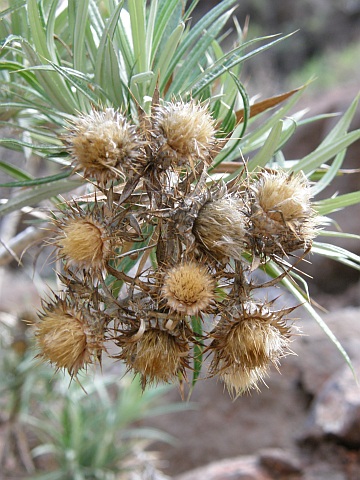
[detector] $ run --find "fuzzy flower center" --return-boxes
[59,218,105,266]
[162,262,214,315]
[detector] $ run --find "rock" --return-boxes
[259,448,302,476]
[295,308,360,396]
[302,359,360,446]
[174,456,271,480]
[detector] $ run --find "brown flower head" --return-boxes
[208,300,296,396]
[193,194,247,261]
[34,295,105,377]
[153,99,217,168]
[118,326,190,388]
[246,169,320,257]
[65,107,143,183]
[162,262,215,316]
[52,203,115,271]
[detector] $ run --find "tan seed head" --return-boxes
[162,262,215,316]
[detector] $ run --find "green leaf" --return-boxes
[94,1,126,99]
[128,0,147,73]
[0,170,72,188]
[311,242,360,270]
[315,191,360,216]
[247,120,284,171]
[0,161,33,181]
[310,151,346,196]
[166,0,237,86]
[189,316,204,396]
[167,9,235,97]
[72,0,90,74]
[291,130,360,175]
[189,34,294,98]
[0,137,62,154]
[0,0,26,19]
[151,0,180,64]
[318,94,359,148]
[151,22,184,95]
[0,178,84,217]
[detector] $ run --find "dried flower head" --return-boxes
[34,296,105,377]
[153,99,217,168]
[65,108,143,183]
[193,195,247,261]
[162,262,215,315]
[247,170,319,257]
[218,364,269,398]
[208,301,295,396]
[118,327,189,387]
[52,203,114,271]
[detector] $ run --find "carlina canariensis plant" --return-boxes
[0,0,360,399]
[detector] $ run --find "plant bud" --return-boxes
[208,301,296,396]
[52,204,113,271]
[65,107,143,183]
[118,327,189,387]
[153,100,217,168]
[193,195,247,261]
[34,296,105,377]
[247,170,319,257]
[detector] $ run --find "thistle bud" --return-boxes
[208,301,295,396]
[52,204,113,271]
[118,327,189,387]
[34,296,105,377]
[193,195,247,261]
[153,100,217,168]
[64,108,143,183]
[247,170,319,257]
[162,262,215,316]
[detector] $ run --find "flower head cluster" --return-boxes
[34,100,320,395]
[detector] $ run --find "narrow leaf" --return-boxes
[0,178,84,217]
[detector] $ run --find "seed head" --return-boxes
[193,195,247,261]
[52,204,113,271]
[65,108,143,183]
[34,296,105,377]
[153,100,217,168]
[119,327,189,388]
[247,170,319,257]
[208,301,295,395]
[162,262,215,316]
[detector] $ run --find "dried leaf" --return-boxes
[235,85,305,123]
